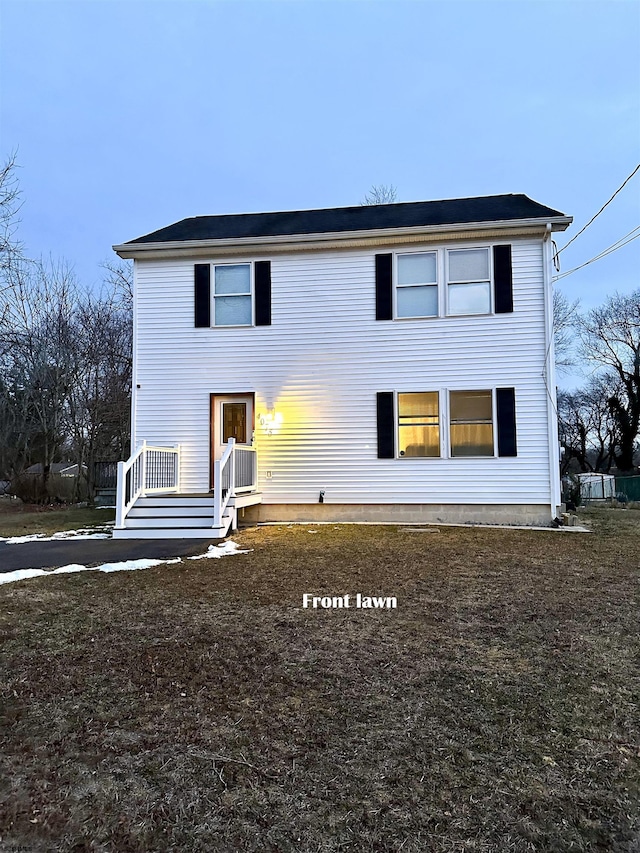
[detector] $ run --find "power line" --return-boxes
[554,226,640,281]
[553,225,640,282]
[556,163,640,257]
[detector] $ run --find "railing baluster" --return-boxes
[115,443,182,529]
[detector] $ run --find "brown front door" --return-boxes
[210,395,254,489]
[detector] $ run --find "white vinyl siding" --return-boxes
[133,238,551,506]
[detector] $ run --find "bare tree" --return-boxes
[66,283,132,503]
[102,257,133,311]
[0,258,133,499]
[0,166,133,500]
[0,153,24,284]
[553,289,578,371]
[558,377,618,474]
[0,258,78,493]
[361,184,398,205]
[579,289,640,472]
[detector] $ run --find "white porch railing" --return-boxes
[115,439,257,534]
[115,442,181,528]
[213,440,258,529]
[234,445,258,493]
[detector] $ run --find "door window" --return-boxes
[222,403,247,444]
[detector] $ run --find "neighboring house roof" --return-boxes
[24,463,87,476]
[119,194,569,247]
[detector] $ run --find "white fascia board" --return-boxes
[113,216,573,260]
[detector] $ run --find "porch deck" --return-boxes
[113,441,261,540]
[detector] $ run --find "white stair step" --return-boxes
[124,517,214,530]
[113,527,228,540]
[135,496,214,509]
[128,506,215,519]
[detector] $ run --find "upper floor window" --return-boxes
[376,245,512,321]
[194,260,272,328]
[447,248,491,316]
[396,253,438,318]
[214,263,252,326]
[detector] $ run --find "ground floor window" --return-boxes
[449,390,494,457]
[378,388,515,460]
[398,392,440,457]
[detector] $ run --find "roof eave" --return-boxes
[113,215,573,259]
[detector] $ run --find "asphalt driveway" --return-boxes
[0,539,216,573]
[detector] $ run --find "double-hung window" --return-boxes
[397,392,440,457]
[377,387,516,460]
[194,260,271,328]
[213,263,252,326]
[449,390,494,457]
[447,248,492,316]
[377,244,511,321]
[396,252,438,318]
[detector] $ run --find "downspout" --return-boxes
[542,223,561,517]
[130,260,139,455]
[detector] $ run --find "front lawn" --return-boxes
[0,510,638,852]
[0,503,115,538]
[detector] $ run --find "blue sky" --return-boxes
[1,0,638,317]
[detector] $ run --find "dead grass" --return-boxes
[0,504,115,538]
[0,508,638,852]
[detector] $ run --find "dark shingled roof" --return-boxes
[126,194,567,245]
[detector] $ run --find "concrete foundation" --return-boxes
[242,503,555,527]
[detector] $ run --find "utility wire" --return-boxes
[556,163,640,256]
[553,225,640,281]
[554,226,640,281]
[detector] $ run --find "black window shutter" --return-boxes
[255,260,271,326]
[375,254,393,321]
[493,245,513,313]
[496,387,517,457]
[377,392,395,458]
[194,264,211,327]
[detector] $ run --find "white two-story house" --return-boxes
[112,194,571,538]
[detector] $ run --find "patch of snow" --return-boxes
[188,540,252,560]
[90,558,172,573]
[49,564,96,574]
[0,546,253,585]
[0,569,48,584]
[0,556,183,586]
[0,526,113,545]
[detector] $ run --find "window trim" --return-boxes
[212,261,254,328]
